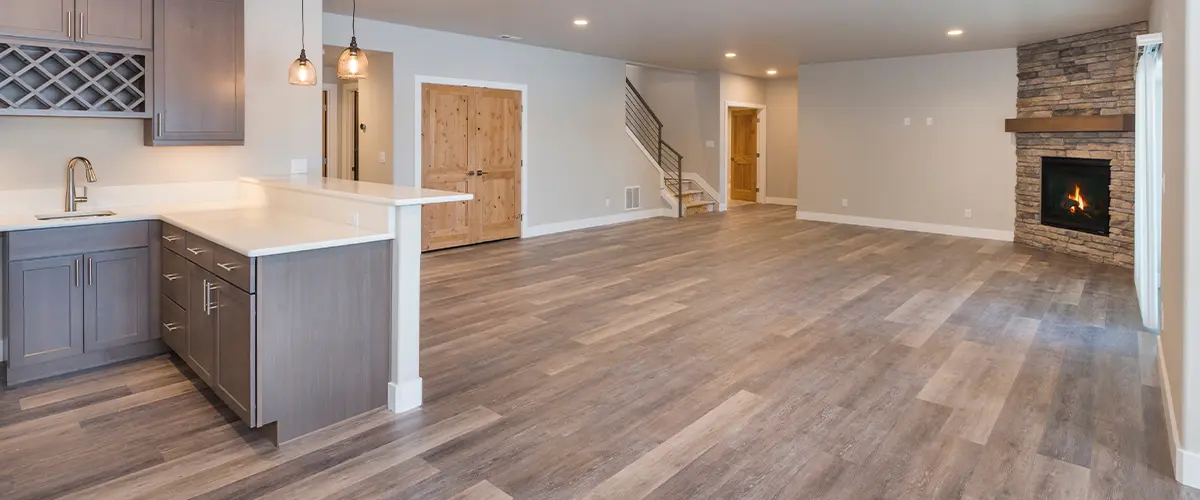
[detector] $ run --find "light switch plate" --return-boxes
[290,158,308,174]
[904,118,911,126]
[705,140,716,148]
[926,117,934,126]
[379,152,386,163]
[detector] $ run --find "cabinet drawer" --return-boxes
[161,222,187,255]
[160,294,187,355]
[7,221,149,261]
[212,245,254,293]
[182,233,216,270]
[161,249,189,306]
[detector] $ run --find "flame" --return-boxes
[1068,185,1087,214]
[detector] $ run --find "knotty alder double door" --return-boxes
[422,83,523,252]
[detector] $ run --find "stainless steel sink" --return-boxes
[35,210,117,221]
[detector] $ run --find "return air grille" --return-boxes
[0,42,148,117]
[625,186,641,210]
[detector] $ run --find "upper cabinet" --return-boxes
[145,0,244,146]
[77,0,153,50]
[0,0,151,50]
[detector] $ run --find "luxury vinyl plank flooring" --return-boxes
[0,204,1192,499]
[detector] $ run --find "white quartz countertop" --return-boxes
[0,204,393,258]
[242,176,473,206]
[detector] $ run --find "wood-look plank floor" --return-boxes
[1,204,1194,499]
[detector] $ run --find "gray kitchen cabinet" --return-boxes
[84,248,150,351]
[77,0,153,49]
[214,278,255,424]
[6,255,85,367]
[0,0,151,49]
[185,264,217,384]
[160,290,186,354]
[0,0,73,43]
[146,0,244,146]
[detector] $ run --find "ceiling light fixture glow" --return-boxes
[766,69,778,75]
[947,29,964,36]
[725,53,737,58]
[574,19,589,26]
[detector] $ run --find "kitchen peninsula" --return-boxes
[0,177,470,444]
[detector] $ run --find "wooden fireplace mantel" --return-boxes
[1004,114,1135,133]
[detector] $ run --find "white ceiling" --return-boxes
[323,0,1149,77]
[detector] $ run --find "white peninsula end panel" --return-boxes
[243,177,472,413]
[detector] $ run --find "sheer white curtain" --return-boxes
[1135,43,1164,331]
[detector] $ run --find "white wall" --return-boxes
[623,65,705,180]
[0,0,323,190]
[325,15,660,227]
[765,78,799,200]
[356,50,395,184]
[795,49,1018,233]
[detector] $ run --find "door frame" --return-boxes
[720,101,767,209]
[414,75,529,236]
[322,83,340,178]
[341,82,360,180]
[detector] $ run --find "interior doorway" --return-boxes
[728,107,760,207]
[419,82,524,252]
[322,45,394,183]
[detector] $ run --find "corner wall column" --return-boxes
[388,204,423,412]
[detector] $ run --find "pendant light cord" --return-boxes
[300,0,306,51]
[352,0,357,37]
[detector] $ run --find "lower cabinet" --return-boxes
[3,222,158,385]
[165,240,257,426]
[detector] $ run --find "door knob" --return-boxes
[475,170,485,176]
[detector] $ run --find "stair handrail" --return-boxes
[625,78,685,218]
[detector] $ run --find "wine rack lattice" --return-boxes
[0,42,148,117]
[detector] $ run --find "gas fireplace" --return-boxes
[1040,156,1111,236]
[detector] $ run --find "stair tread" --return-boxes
[684,199,716,208]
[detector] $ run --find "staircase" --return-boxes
[624,79,718,217]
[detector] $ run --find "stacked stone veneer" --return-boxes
[1014,22,1146,269]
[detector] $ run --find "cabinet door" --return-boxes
[0,0,73,43]
[6,256,84,367]
[83,248,150,351]
[185,265,217,383]
[214,279,255,425]
[147,0,244,146]
[160,292,187,356]
[77,0,153,49]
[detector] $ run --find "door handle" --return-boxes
[66,10,73,39]
[78,12,85,40]
[467,170,476,176]
[203,279,220,315]
[73,258,80,288]
[476,170,485,176]
[86,257,92,286]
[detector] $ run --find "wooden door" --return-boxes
[0,0,73,43]
[421,83,474,251]
[214,278,255,425]
[83,248,150,351]
[148,0,245,146]
[729,108,758,202]
[6,255,84,367]
[77,0,152,49]
[472,87,523,243]
[186,265,217,384]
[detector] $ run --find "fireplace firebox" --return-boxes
[1040,156,1111,236]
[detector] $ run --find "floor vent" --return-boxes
[625,186,641,210]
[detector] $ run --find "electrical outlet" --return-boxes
[290,158,308,174]
[926,117,934,126]
[378,152,386,163]
[842,199,849,208]
[904,117,911,126]
[605,198,611,207]
[964,208,973,219]
[348,212,360,227]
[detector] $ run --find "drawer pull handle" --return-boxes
[162,322,184,332]
[162,273,182,281]
[162,235,182,242]
[216,262,242,272]
[186,247,207,256]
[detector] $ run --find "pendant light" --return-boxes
[288,0,317,86]
[336,0,369,80]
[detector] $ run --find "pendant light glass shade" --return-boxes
[288,0,316,86]
[288,49,317,86]
[337,38,368,80]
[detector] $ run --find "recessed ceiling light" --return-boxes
[947,29,964,36]
[574,19,589,26]
[766,69,778,76]
[725,53,737,58]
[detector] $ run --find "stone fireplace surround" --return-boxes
[1012,22,1146,269]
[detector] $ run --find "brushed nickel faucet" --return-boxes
[66,156,97,212]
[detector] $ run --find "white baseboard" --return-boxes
[525,209,669,238]
[795,211,1014,242]
[1157,337,1200,487]
[764,197,797,206]
[388,378,423,413]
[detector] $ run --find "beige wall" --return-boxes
[795,49,1018,232]
[0,0,323,189]
[326,15,660,227]
[623,65,706,182]
[765,78,798,200]
[355,50,395,184]
[1155,0,1193,455]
